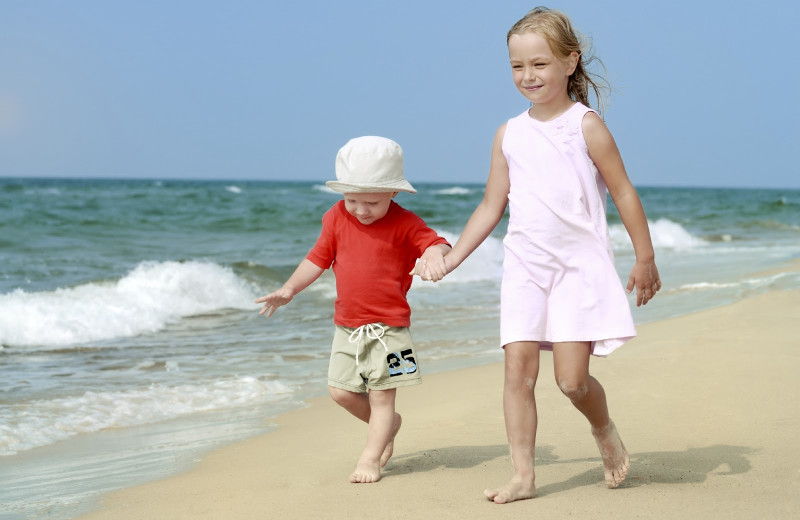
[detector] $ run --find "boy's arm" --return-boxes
[583,112,661,306]
[255,259,325,317]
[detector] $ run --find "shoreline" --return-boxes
[76,282,800,519]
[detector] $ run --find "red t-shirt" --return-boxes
[306,200,449,327]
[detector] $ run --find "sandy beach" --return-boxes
[77,281,800,519]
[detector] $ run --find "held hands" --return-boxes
[626,258,662,307]
[409,247,449,282]
[254,286,294,318]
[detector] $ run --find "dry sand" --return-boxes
[79,286,800,519]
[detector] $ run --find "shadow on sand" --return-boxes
[386,443,753,496]
[536,444,754,496]
[386,444,509,475]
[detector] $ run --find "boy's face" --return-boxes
[343,192,396,225]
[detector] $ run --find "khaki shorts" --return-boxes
[328,323,422,393]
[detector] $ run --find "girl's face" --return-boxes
[508,32,578,113]
[343,192,396,225]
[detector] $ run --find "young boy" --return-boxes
[255,136,450,483]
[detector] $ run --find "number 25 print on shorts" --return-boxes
[387,349,417,376]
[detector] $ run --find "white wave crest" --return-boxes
[671,273,789,293]
[610,218,706,251]
[0,261,259,349]
[432,186,473,195]
[412,231,503,288]
[0,377,293,456]
[412,220,706,287]
[312,184,338,194]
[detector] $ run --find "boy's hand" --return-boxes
[410,258,440,281]
[409,245,449,282]
[626,259,661,307]
[254,287,294,317]
[409,258,425,278]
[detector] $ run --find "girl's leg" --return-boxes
[552,342,629,488]
[349,387,397,483]
[485,341,540,504]
[328,386,402,467]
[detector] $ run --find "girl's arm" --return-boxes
[583,112,662,306]
[446,124,511,272]
[254,259,325,317]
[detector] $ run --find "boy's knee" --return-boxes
[329,386,357,405]
[556,377,589,401]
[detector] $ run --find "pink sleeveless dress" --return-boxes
[500,103,635,356]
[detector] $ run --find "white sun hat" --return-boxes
[326,136,417,194]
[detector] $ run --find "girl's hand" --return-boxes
[409,245,450,282]
[626,259,662,307]
[422,249,448,282]
[254,287,294,317]
[409,257,447,282]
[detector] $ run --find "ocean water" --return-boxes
[1,178,799,518]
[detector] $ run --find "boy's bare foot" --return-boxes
[484,475,536,504]
[592,420,630,488]
[349,459,381,484]
[380,413,402,467]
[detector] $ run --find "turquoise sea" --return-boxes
[1,178,799,519]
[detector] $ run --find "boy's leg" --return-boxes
[328,386,401,466]
[552,342,629,488]
[349,387,397,483]
[485,341,540,504]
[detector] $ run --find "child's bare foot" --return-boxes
[592,420,630,488]
[349,458,381,484]
[483,475,536,504]
[380,413,402,467]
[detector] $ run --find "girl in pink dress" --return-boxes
[419,6,661,503]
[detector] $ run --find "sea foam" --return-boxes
[414,220,705,288]
[0,261,259,349]
[411,231,504,288]
[312,183,338,194]
[432,186,473,195]
[610,218,706,251]
[0,376,293,456]
[672,273,790,293]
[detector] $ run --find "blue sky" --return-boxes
[1,0,798,189]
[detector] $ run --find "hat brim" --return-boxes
[325,180,416,194]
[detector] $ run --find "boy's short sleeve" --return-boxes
[406,212,450,254]
[306,207,336,269]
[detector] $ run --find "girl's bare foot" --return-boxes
[592,420,630,488]
[380,413,402,467]
[349,458,381,483]
[484,475,536,504]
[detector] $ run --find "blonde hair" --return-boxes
[507,6,610,115]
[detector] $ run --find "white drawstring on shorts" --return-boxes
[348,323,388,365]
